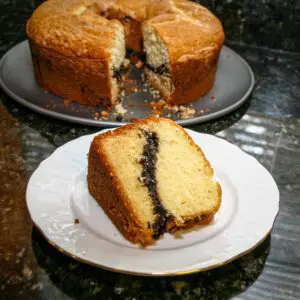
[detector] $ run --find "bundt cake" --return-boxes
[26,0,224,108]
[87,117,222,246]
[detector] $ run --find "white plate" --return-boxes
[26,129,279,276]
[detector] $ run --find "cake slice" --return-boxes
[27,2,126,108]
[87,117,221,246]
[143,0,224,105]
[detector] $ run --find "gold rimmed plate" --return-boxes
[26,128,279,276]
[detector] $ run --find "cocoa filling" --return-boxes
[145,63,169,76]
[113,65,127,82]
[139,130,171,239]
[126,49,146,61]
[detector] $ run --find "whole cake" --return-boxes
[88,117,221,246]
[27,0,224,108]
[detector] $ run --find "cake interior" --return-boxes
[154,121,220,225]
[110,22,126,104]
[99,119,220,239]
[104,6,174,102]
[143,24,173,99]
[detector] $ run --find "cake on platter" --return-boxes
[88,117,222,246]
[26,0,224,109]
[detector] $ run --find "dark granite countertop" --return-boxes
[1,1,300,299]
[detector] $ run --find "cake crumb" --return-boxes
[120,90,125,97]
[63,99,71,107]
[149,99,166,115]
[74,218,79,224]
[178,105,196,119]
[170,105,179,113]
[115,102,127,115]
[122,58,130,68]
[100,110,109,117]
[135,60,144,69]
[125,85,137,93]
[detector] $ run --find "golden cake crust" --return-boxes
[88,133,155,245]
[27,0,124,107]
[87,117,222,246]
[26,0,119,59]
[29,42,114,106]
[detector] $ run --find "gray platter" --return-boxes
[0,40,254,127]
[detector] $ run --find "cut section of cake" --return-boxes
[87,117,221,246]
[26,1,126,108]
[143,0,224,105]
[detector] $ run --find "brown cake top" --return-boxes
[26,0,224,60]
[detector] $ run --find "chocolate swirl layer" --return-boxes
[139,130,171,239]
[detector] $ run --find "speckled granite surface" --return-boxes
[1,98,300,300]
[199,0,300,52]
[1,0,300,299]
[1,0,300,54]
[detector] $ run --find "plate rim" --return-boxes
[0,40,255,128]
[32,220,272,277]
[26,129,279,277]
